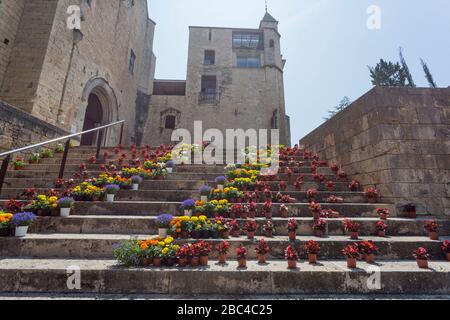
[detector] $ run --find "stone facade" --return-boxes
[300,87,450,216]
[143,12,291,146]
[0,0,155,145]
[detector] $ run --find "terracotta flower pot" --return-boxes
[288,231,296,241]
[218,253,227,264]
[199,255,209,266]
[247,231,255,240]
[287,259,297,270]
[446,253,450,262]
[308,254,317,264]
[178,258,187,268]
[416,259,428,269]
[314,230,324,238]
[190,256,200,267]
[153,258,162,267]
[347,258,357,269]
[429,232,439,241]
[142,258,150,267]
[238,258,247,268]
[265,212,273,219]
[349,232,359,240]
[231,230,241,238]
[258,254,266,264]
[265,230,273,238]
[364,254,375,263]
[377,230,386,237]
[367,197,377,204]
[221,230,230,239]
[280,211,289,219]
[312,212,320,221]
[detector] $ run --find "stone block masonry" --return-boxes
[300,87,450,217]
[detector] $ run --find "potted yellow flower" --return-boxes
[0,212,13,237]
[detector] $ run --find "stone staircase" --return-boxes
[0,146,449,296]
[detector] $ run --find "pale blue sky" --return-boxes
[148,0,450,144]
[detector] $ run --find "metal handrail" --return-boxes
[0,120,125,195]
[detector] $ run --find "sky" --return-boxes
[148,0,450,144]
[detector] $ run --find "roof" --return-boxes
[262,12,278,23]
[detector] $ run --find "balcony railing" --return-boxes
[199,91,220,105]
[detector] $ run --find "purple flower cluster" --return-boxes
[199,185,212,196]
[182,199,196,210]
[165,160,174,168]
[105,184,120,195]
[57,197,74,208]
[130,175,143,184]
[11,212,37,227]
[215,176,227,184]
[155,214,173,228]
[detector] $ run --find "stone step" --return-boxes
[0,234,446,260]
[0,258,449,295]
[60,201,395,218]
[31,216,450,237]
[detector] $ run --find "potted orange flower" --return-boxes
[216,240,230,264]
[413,247,429,269]
[255,239,270,264]
[284,245,299,269]
[342,244,360,269]
[236,246,247,268]
[305,240,321,264]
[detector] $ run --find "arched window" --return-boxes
[165,115,176,130]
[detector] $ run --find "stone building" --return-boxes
[144,11,291,146]
[0,0,155,149]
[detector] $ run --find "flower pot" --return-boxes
[180,231,190,239]
[166,168,173,174]
[446,253,450,262]
[429,232,439,241]
[142,258,150,267]
[265,212,272,219]
[416,259,428,269]
[248,212,256,219]
[367,197,377,204]
[231,230,240,238]
[217,184,224,190]
[60,208,71,218]
[265,230,273,238]
[132,184,139,191]
[0,227,10,237]
[364,254,376,263]
[247,231,255,240]
[287,260,297,270]
[238,258,247,268]
[106,194,115,202]
[308,254,317,264]
[314,230,324,238]
[288,231,296,241]
[221,230,230,239]
[347,258,357,269]
[15,226,29,237]
[153,258,162,267]
[190,256,200,267]
[349,232,359,240]
[258,254,266,264]
[178,258,187,268]
[199,255,209,266]
[201,196,208,203]
[184,209,192,217]
[158,228,168,238]
[375,228,388,237]
[241,212,248,219]
[280,211,289,219]
[218,253,227,264]
[312,211,320,221]
[36,209,50,217]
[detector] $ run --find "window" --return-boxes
[165,115,176,130]
[271,110,279,129]
[204,50,215,65]
[199,75,219,104]
[232,32,263,49]
[209,29,212,41]
[269,39,275,48]
[236,55,261,68]
[129,49,136,75]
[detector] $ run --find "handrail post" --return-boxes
[58,139,71,180]
[95,129,104,161]
[0,155,11,196]
[119,122,124,145]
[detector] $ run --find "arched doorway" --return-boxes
[80,94,103,145]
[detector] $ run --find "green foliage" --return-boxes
[114,240,143,267]
[421,59,437,88]
[368,59,408,87]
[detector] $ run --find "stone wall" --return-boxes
[0,100,67,153]
[299,87,450,216]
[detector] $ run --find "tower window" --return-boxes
[269,39,275,48]
[129,49,136,75]
[165,115,176,129]
[232,32,263,49]
[236,55,261,68]
[204,50,215,65]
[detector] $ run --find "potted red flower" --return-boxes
[263,200,273,219]
[279,181,287,191]
[348,180,360,192]
[287,218,298,241]
[376,221,388,237]
[230,204,243,219]
[376,208,390,220]
[216,240,231,264]
[236,246,247,268]
[343,219,361,240]
[177,245,190,268]
[337,170,347,181]
[424,220,439,240]
[313,219,327,238]
[309,202,322,220]
[325,181,335,192]
[280,204,289,219]
[413,247,429,269]
[364,187,379,203]
[263,220,275,238]
[441,241,450,261]
[294,178,303,191]
[196,241,212,266]
[305,240,321,264]
[330,164,339,174]
[255,239,270,264]
[358,240,379,263]
[188,245,199,267]
[342,244,360,269]
[284,245,299,269]
[248,202,257,219]
[306,188,318,203]
[229,219,241,238]
[244,220,258,240]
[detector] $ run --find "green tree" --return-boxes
[420,58,437,88]
[399,47,416,87]
[369,59,408,87]
[323,96,352,121]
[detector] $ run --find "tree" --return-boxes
[420,58,437,88]
[399,47,416,87]
[368,59,408,87]
[323,96,352,121]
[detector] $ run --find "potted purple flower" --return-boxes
[11,212,37,237]
[105,184,120,202]
[131,175,143,191]
[58,197,74,217]
[199,185,212,202]
[215,176,227,190]
[155,214,173,238]
[166,160,174,173]
[182,199,196,217]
